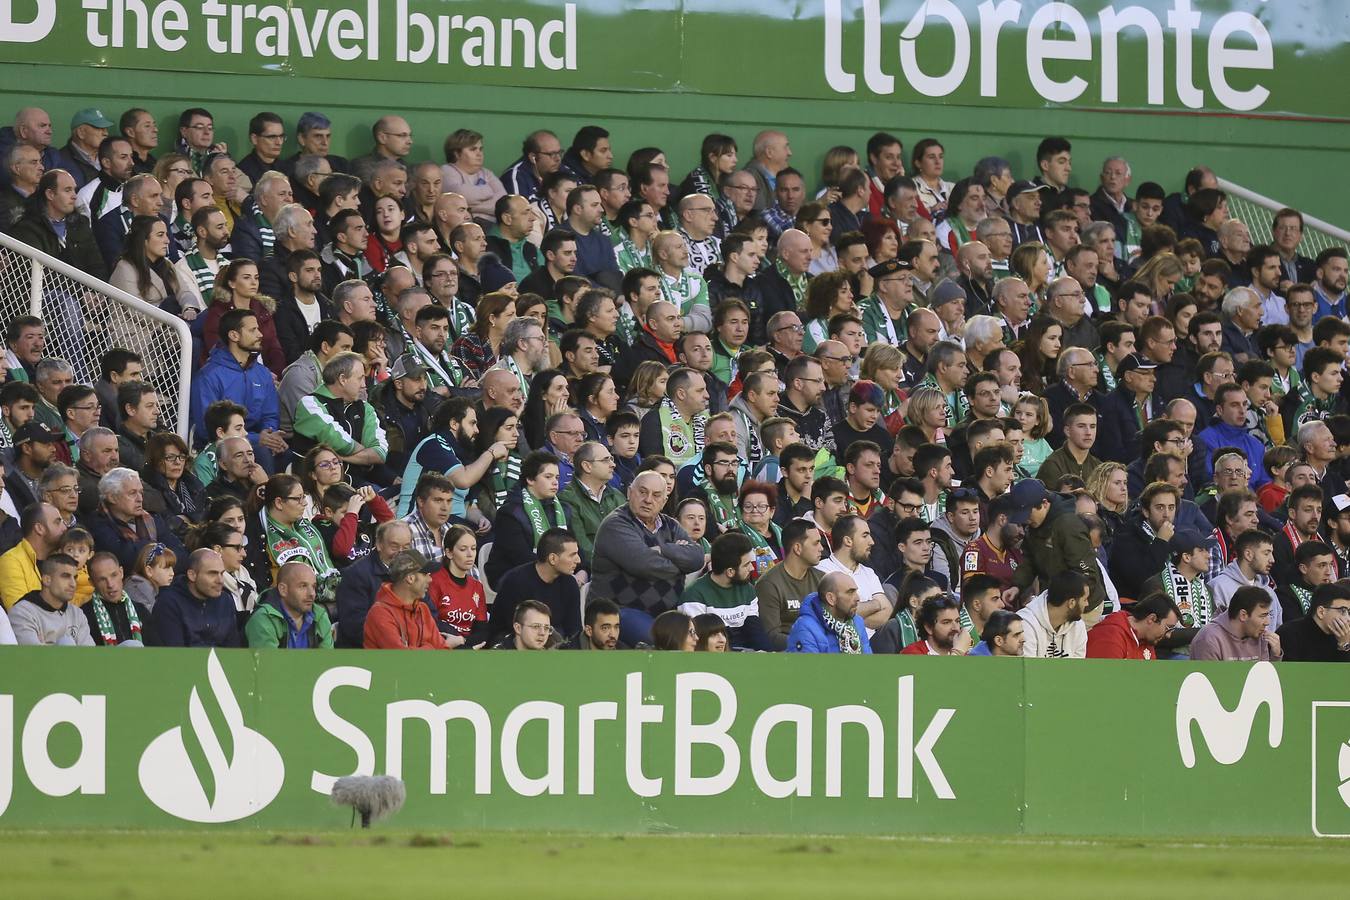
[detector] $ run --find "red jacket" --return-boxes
[363,584,445,649]
[1085,609,1156,660]
[900,639,938,655]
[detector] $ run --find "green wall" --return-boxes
[4,61,1347,227]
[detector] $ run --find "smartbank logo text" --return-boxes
[0,653,957,824]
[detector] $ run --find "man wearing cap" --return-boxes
[1009,478,1106,612]
[1197,383,1271,488]
[378,354,438,474]
[5,423,62,510]
[860,258,916,347]
[57,108,115,189]
[1097,353,1158,464]
[929,280,968,345]
[363,549,455,649]
[1004,181,1050,247]
[1140,527,1216,655]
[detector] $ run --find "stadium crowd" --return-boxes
[0,103,1348,662]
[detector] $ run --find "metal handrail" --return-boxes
[0,230,194,438]
[1215,178,1350,244]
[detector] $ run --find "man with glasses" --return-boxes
[237,112,287,185]
[861,257,917,347]
[1085,592,1180,660]
[716,170,758,237]
[677,193,722,275]
[1044,275,1099,352]
[1097,353,1158,465]
[350,115,412,184]
[502,130,563,204]
[558,442,624,561]
[1278,581,1350,661]
[1281,285,1317,370]
[542,412,586,491]
[765,310,804,374]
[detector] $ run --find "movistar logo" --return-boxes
[137,651,285,823]
[1175,662,1283,768]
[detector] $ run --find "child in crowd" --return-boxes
[429,524,488,648]
[126,543,176,613]
[59,527,96,607]
[693,613,729,651]
[1257,445,1299,513]
[1175,237,1205,293]
[313,483,394,569]
[606,410,643,492]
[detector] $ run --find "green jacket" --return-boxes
[557,477,625,561]
[1011,496,1106,610]
[244,593,335,649]
[292,384,387,461]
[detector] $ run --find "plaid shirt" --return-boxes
[404,509,449,562]
[450,333,497,381]
[761,204,795,240]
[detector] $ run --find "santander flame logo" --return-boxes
[138,651,285,822]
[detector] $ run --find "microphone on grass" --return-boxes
[331,775,406,829]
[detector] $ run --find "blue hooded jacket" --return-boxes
[1196,419,1271,488]
[190,344,280,444]
[785,592,872,654]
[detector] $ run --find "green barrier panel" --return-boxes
[1,649,1346,837]
[2,2,1348,119]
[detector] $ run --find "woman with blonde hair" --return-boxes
[1010,241,1051,310]
[816,146,859,201]
[1086,461,1129,544]
[860,342,906,431]
[1133,251,1186,313]
[1013,393,1053,476]
[904,385,949,445]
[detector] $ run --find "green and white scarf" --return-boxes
[615,301,639,348]
[184,252,221,297]
[264,513,339,603]
[89,591,141,645]
[1163,561,1211,629]
[1289,583,1313,616]
[616,230,652,273]
[657,397,705,468]
[499,354,530,401]
[704,489,738,532]
[775,258,808,310]
[1095,351,1117,392]
[740,520,782,574]
[447,299,476,341]
[253,208,275,258]
[490,453,523,509]
[522,491,567,548]
[658,268,708,317]
[824,603,863,654]
[411,338,466,390]
[894,608,920,648]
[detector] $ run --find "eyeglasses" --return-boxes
[168,167,193,177]
[552,429,586,438]
[820,355,856,364]
[775,323,805,334]
[221,543,245,551]
[522,623,552,633]
[315,459,343,470]
[741,504,770,513]
[47,485,78,495]
[283,494,306,503]
[535,149,563,159]
[162,453,187,463]
[380,131,412,139]
[257,131,286,141]
[70,403,100,412]
[710,459,739,469]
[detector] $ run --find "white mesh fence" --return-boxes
[1217,177,1350,260]
[0,233,193,437]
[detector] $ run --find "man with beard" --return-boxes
[561,598,626,651]
[687,441,741,537]
[1271,484,1325,587]
[679,532,769,650]
[639,366,708,468]
[816,514,893,630]
[494,317,551,404]
[900,594,970,656]
[1313,247,1348,320]
[1018,570,1090,658]
[961,492,1025,601]
[1209,528,1281,632]
[1108,481,1179,599]
[377,354,440,473]
[397,399,509,518]
[408,302,472,395]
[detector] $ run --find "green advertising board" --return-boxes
[0,649,1347,837]
[3,1,1348,119]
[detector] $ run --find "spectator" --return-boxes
[900,594,970,656]
[194,520,259,626]
[111,381,158,473]
[493,599,555,651]
[201,258,287,375]
[561,598,625,650]
[590,470,705,646]
[57,107,114,188]
[1209,529,1281,632]
[1190,585,1283,661]
[1108,481,1180,600]
[486,451,571,586]
[334,519,412,648]
[75,136,133,222]
[558,441,625,561]
[755,518,823,650]
[679,532,769,650]
[363,549,451,650]
[1086,592,1181,659]
[245,561,333,649]
[74,427,119,517]
[0,502,67,610]
[9,169,107,279]
[425,524,488,647]
[1277,582,1350,662]
[1018,570,1091,658]
[124,541,176,611]
[87,467,187,577]
[968,609,1025,656]
[816,514,893,630]
[400,471,454,562]
[5,423,61,510]
[148,548,239,648]
[488,528,583,647]
[292,351,391,487]
[0,143,44,229]
[191,308,285,467]
[259,474,340,607]
[785,571,870,654]
[259,203,319,302]
[1037,403,1102,488]
[82,550,149,646]
[7,553,92,646]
